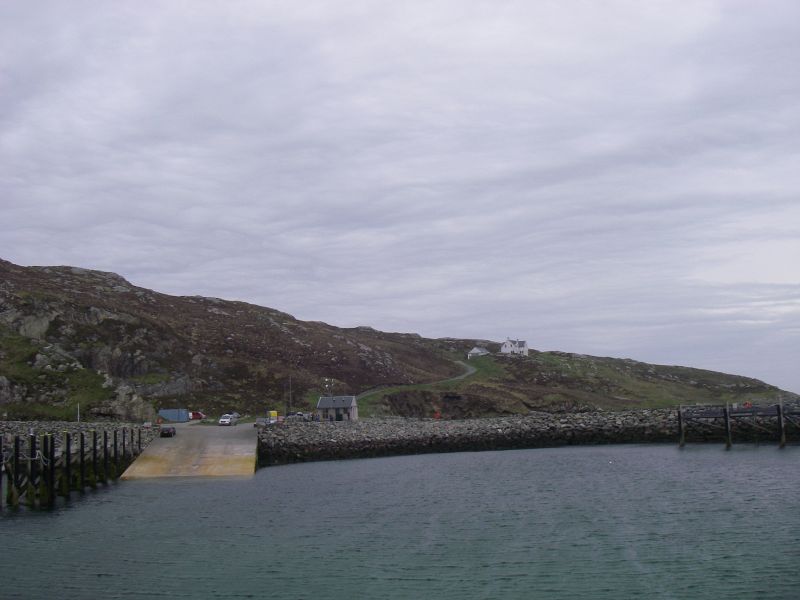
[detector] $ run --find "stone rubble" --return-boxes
[257,409,798,466]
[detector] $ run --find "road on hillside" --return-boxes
[357,360,477,400]
[441,360,477,383]
[121,421,257,479]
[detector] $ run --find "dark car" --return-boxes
[160,426,177,438]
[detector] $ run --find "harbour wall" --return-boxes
[257,409,799,466]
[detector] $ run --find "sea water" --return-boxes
[1,444,798,599]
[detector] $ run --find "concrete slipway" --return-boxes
[121,421,257,479]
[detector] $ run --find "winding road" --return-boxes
[357,359,477,401]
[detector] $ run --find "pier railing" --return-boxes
[1,427,147,511]
[678,400,800,448]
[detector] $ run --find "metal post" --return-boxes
[678,406,685,447]
[777,399,786,449]
[723,404,732,450]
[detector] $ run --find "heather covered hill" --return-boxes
[371,352,795,419]
[1,258,795,421]
[0,259,460,419]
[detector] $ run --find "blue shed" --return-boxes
[158,408,190,423]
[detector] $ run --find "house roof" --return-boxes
[505,339,527,346]
[317,395,357,409]
[468,346,488,354]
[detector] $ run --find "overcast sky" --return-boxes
[1,1,799,392]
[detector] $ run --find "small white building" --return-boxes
[500,338,529,356]
[467,346,490,360]
[316,396,358,421]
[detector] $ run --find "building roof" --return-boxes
[468,346,489,354]
[316,395,357,409]
[505,339,527,346]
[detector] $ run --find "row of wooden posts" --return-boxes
[677,400,798,449]
[1,428,145,511]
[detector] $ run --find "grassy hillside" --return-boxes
[366,352,792,418]
[1,258,795,420]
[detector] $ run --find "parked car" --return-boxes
[218,414,238,426]
[189,411,206,420]
[159,426,177,438]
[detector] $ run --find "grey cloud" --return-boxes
[1,1,799,391]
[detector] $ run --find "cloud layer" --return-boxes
[2,1,799,391]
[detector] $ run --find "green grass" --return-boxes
[130,372,170,385]
[5,403,80,421]
[356,356,501,417]
[0,327,42,383]
[0,325,111,420]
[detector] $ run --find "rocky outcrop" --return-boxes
[3,258,798,421]
[0,258,463,418]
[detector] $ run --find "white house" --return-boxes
[500,338,529,356]
[316,396,358,421]
[467,346,490,360]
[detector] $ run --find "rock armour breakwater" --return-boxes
[257,410,672,466]
[257,409,799,466]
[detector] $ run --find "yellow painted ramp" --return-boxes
[122,422,257,479]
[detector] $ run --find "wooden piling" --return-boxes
[80,432,86,490]
[777,400,786,449]
[723,405,732,450]
[103,430,109,483]
[0,434,4,511]
[14,435,21,490]
[28,434,37,489]
[113,429,119,476]
[92,430,99,488]
[6,449,20,509]
[27,434,37,508]
[678,406,685,447]
[122,428,127,459]
[138,428,142,454]
[48,434,56,507]
[41,435,50,508]
[62,432,72,498]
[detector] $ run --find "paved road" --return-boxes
[121,421,257,479]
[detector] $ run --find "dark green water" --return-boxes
[2,444,798,599]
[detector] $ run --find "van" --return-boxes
[218,414,238,426]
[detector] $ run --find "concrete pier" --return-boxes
[122,422,257,479]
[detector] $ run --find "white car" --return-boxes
[218,414,238,426]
